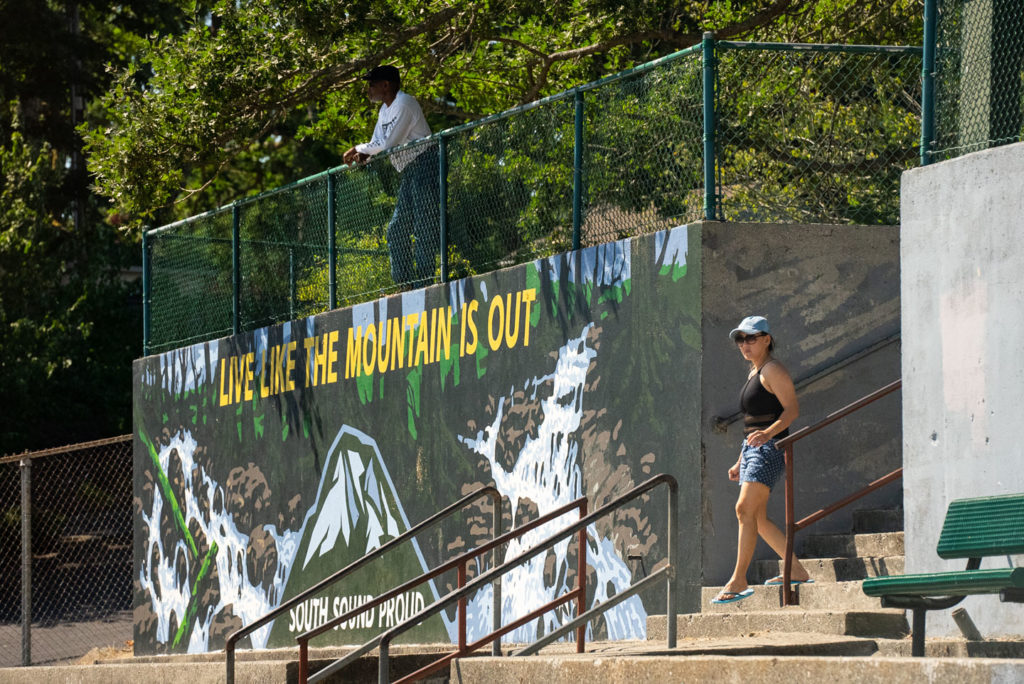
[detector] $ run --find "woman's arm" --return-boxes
[746,361,799,447]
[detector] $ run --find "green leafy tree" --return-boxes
[0,0,188,452]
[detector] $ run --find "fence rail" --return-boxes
[145,3,1024,354]
[0,435,133,667]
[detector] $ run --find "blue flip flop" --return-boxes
[711,588,754,604]
[764,576,814,586]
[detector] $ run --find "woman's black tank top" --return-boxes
[739,362,788,438]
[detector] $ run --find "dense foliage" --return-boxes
[0,0,187,452]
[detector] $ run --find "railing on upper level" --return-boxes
[775,379,903,605]
[224,485,502,684]
[143,38,923,355]
[301,473,678,684]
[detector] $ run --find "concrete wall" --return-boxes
[132,227,704,654]
[901,142,1024,638]
[697,222,903,585]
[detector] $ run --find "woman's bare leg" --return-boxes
[722,481,771,593]
[754,509,810,581]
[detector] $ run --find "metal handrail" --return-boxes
[224,485,502,684]
[775,379,902,605]
[299,493,585,679]
[307,473,678,684]
[380,473,677,684]
[299,497,589,684]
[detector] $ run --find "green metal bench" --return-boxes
[862,493,1024,656]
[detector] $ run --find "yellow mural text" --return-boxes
[216,287,538,406]
[218,341,297,407]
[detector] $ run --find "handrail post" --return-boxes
[141,229,151,356]
[702,31,717,221]
[327,172,337,309]
[225,638,234,684]
[491,492,502,657]
[666,480,677,648]
[920,0,937,166]
[783,443,796,606]
[299,640,308,684]
[231,203,241,335]
[576,500,587,653]
[439,136,449,283]
[378,637,390,684]
[458,561,467,652]
[20,457,32,667]
[572,88,584,251]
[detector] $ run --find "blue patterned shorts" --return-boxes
[739,439,785,490]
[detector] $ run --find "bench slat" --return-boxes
[863,567,1024,597]
[937,494,1024,558]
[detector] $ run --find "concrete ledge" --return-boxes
[0,661,293,684]
[802,532,904,559]
[0,645,459,684]
[874,638,1024,659]
[752,555,905,583]
[450,654,1024,684]
[699,581,887,612]
[120,642,456,665]
[648,609,909,640]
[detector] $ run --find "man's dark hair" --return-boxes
[364,65,401,90]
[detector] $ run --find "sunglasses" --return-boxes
[734,333,766,345]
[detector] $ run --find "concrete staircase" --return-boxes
[6,506,1024,683]
[664,507,910,643]
[637,504,1024,660]
[452,505,1024,683]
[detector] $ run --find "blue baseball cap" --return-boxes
[729,315,771,340]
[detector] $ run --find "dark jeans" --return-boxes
[388,148,439,285]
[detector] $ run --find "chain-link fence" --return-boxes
[930,0,1024,161]
[0,436,133,667]
[145,39,924,355]
[716,44,922,225]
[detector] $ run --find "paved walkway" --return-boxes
[0,612,131,668]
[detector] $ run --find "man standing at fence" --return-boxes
[343,65,439,288]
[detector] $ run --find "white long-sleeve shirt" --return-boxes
[355,91,432,172]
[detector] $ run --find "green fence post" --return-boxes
[439,136,449,283]
[921,0,937,166]
[327,172,337,309]
[289,248,296,321]
[702,32,717,221]
[572,88,584,251]
[142,228,151,356]
[232,203,240,335]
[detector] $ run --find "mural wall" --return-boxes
[132,226,702,655]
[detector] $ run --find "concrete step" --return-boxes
[700,581,886,612]
[874,637,1024,658]
[0,645,455,684]
[648,608,909,640]
[451,653,1024,684]
[751,555,905,583]
[0,660,295,684]
[852,507,903,533]
[801,531,903,558]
